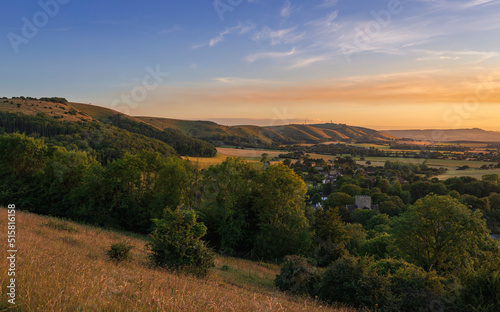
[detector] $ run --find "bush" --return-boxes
[107,242,133,262]
[275,255,320,296]
[371,259,444,312]
[317,256,391,309]
[148,208,215,277]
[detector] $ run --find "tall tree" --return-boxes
[253,163,311,260]
[392,195,492,273]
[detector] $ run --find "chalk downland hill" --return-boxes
[0,98,217,157]
[0,98,396,149]
[0,208,356,312]
[137,116,397,145]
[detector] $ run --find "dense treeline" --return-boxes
[102,115,217,157]
[0,133,310,261]
[0,112,177,163]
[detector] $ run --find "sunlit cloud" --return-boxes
[415,50,499,63]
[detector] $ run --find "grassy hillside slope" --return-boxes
[137,116,397,145]
[0,208,355,312]
[0,98,216,157]
[0,98,94,122]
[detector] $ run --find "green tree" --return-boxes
[0,132,48,177]
[323,192,354,209]
[392,195,491,273]
[149,208,214,277]
[312,208,349,266]
[0,133,49,210]
[260,153,269,164]
[198,158,259,255]
[339,183,362,196]
[253,163,311,260]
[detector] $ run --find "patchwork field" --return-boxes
[186,146,498,180]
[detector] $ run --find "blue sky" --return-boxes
[1,0,500,130]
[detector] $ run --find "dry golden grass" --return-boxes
[0,99,94,122]
[0,209,357,312]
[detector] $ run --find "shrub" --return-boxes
[148,208,215,277]
[371,259,444,312]
[275,255,320,296]
[107,242,133,262]
[317,256,391,309]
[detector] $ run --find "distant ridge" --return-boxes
[383,128,500,142]
[0,97,397,148]
[136,117,397,146]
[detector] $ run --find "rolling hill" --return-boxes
[137,116,397,146]
[1,97,397,152]
[0,97,217,157]
[384,128,500,142]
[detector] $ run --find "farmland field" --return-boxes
[437,168,500,180]
[188,147,498,180]
[216,147,284,158]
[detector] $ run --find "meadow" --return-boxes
[0,208,357,312]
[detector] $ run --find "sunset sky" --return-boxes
[2,0,500,130]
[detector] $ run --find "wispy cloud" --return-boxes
[281,0,292,19]
[317,0,338,8]
[252,26,305,45]
[287,56,330,69]
[461,0,496,8]
[416,50,498,63]
[245,48,296,63]
[212,77,279,85]
[208,23,255,47]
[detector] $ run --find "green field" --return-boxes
[437,169,500,180]
[353,156,496,169]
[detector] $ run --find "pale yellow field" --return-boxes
[216,147,284,158]
[0,208,356,312]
